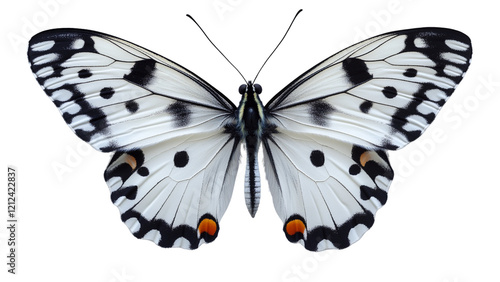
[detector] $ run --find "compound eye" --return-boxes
[254,84,262,94]
[238,84,247,95]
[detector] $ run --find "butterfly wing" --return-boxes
[263,130,393,251]
[263,28,472,251]
[28,29,241,249]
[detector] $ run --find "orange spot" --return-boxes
[286,219,306,236]
[360,151,371,167]
[198,218,217,236]
[124,154,137,170]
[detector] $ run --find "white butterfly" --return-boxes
[28,21,472,251]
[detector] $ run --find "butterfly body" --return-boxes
[238,81,265,217]
[28,27,472,251]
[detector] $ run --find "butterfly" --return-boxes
[27,19,472,251]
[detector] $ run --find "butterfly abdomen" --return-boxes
[245,152,261,217]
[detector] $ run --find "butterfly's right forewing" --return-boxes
[28,29,236,152]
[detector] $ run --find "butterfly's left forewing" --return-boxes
[264,28,472,251]
[28,29,241,249]
[266,28,472,150]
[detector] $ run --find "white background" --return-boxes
[1,0,499,281]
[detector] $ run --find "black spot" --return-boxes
[100,142,119,153]
[359,101,373,113]
[310,150,325,167]
[360,185,388,205]
[342,58,373,85]
[119,208,210,249]
[166,101,191,127]
[381,139,398,150]
[125,101,139,113]
[78,69,92,78]
[100,87,115,99]
[425,112,436,124]
[403,68,417,77]
[349,164,361,175]
[382,86,398,99]
[123,59,156,86]
[62,112,72,124]
[407,130,421,142]
[138,167,149,176]
[309,100,334,126]
[390,110,408,128]
[75,128,91,142]
[174,151,189,168]
[110,185,138,203]
[303,211,375,251]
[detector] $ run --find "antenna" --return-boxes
[253,9,303,83]
[186,14,247,84]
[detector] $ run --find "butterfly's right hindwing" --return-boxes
[104,130,241,249]
[28,29,241,249]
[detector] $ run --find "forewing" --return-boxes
[266,28,472,150]
[28,28,236,152]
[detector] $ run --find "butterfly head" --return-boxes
[239,81,262,96]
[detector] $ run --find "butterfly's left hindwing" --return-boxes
[263,28,472,251]
[263,130,393,251]
[28,29,241,249]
